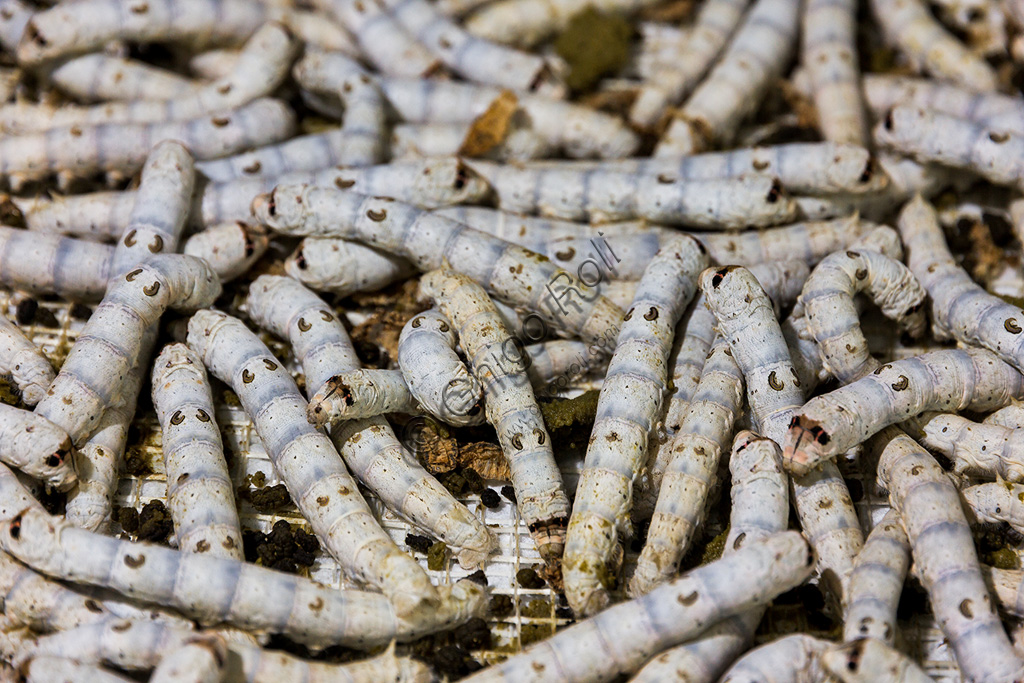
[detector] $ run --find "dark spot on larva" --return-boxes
[170,410,185,425]
[818,499,833,509]
[195,539,210,553]
[768,371,784,391]
[644,307,658,321]
[211,116,230,127]
[752,159,770,171]
[532,662,546,673]
[123,229,137,246]
[960,598,974,618]
[243,161,261,175]
[657,173,675,184]
[534,428,545,445]
[511,433,523,449]
[148,235,163,253]
[766,178,782,203]
[124,554,146,568]
[554,247,576,260]
[130,1,148,12]
[891,375,909,391]
[320,310,334,322]
[125,268,143,282]
[411,316,423,328]
[335,178,355,189]
[989,131,1010,143]
[309,597,324,612]
[883,110,894,130]
[45,454,61,468]
[8,514,21,540]
[112,621,132,632]
[858,158,875,184]
[438,321,449,333]
[263,359,278,371]
[223,537,236,550]
[855,268,868,280]
[367,208,387,222]
[623,308,633,321]
[196,409,210,422]
[1006,319,1021,334]
[70,126,83,137]
[143,282,160,296]
[910,464,923,475]
[733,532,746,550]
[242,369,254,384]
[846,250,860,258]
[85,599,103,613]
[217,83,231,95]
[677,591,699,605]
[710,267,731,288]
[177,473,189,485]
[317,496,329,506]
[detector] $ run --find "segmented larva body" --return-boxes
[151,343,243,560]
[328,0,441,78]
[464,0,657,47]
[0,227,112,301]
[15,0,269,65]
[1,24,296,135]
[655,0,800,155]
[785,348,1024,472]
[564,235,708,615]
[863,74,1024,134]
[0,98,295,188]
[183,222,270,283]
[961,482,1024,533]
[465,160,797,227]
[193,130,369,184]
[48,54,199,103]
[391,122,554,161]
[874,426,1024,682]
[908,412,1024,480]
[253,184,625,347]
[899,195,1024,373]
[186,309,439,614]
[23,657,133,683]
[801,248,927,386]
[524,340,606,394]
[285,237,415,297]
[868,0,997,90]
[34,255,220,448]
[0,316,53,407]
[21,191,135,242]
[463,531,814,683]
[629,0,751,128]
[843,508,910,644]
[112,140,195,277]
[307,369,420,424]
[398,309,485,427]
[150,634,227,683]
[878,107,1024,190]
[802,0,867,145]
[984,565,1024,618]
[231,641,434,683]
[986,400,1024,428]
[420,268,569,561]
[719,634,830,682]
[821,638,936,683]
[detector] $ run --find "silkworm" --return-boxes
[629,0,751,128]
[284,237,415,297]
[843,508,910,644]
[719,634,830,682]
[1,23,297,134]
[420,268,569,562]
[899,194,1024,372]
[874,426,1024,681]
[48,54,199,103]
[20,191,135,242]
[151,343,243,560]
[186,309,439,613]
[253,184,625,347]
[0,404,73,489]
[398,308,485,427]
[961,481,1024,533]
[907,412,1024,481]
[16,0,269,65]
[564,235,708,615]
[0,227,113,301]
[462,531,814,683]
[35,255,220,448]
[802,0,868,145]
[863,74,1024,134]
[307,369,420,424]
[821,638,935,683]
[785,348,1024,473]
[0,98,295,189]
[463,0,658,47]
[801,249,927,385]
[23,657,134,683]
[391,122,554,161]
[465,161,797,227]
[183,222,270,283]
[655,0,800,155]
[111,140,195,277]
[868,0,998,90]
[150,634,227,683]
[983,565,1024,618]
[327,0,441,78]
[230,641,434,683]
[986,400,1024,428]
[0,316,53,406]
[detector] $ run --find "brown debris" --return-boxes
[459,90,519,157]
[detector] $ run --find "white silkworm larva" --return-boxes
[23,657,134,683]
[0,404,73,490]
[564,235,708,615]
[194,130,368,183]
[151,343,243,560]
[186,309,439,615]
[0,227,112,301]
[284,237,415,297]
[391,122,554,161]
[253,184,625,347]
[899,194,1024,372]
[907,412,1024,480]
[868,0,998,91]
[307,369,420,424]
[785,348,1024,472]
[21,191,135,242]
[463,0,657,48]
[801,249,927,385]
[327,0,441,78]
[465,160,797,227]
[986,400,1024,428]
[821,638,936,683]
[983,565,1024,618]
[863,74,1024,134]
[35,255,220,447]
[420,268,569,561]
[463,531,814,683]
[16,0,269,65]
[629,0,751,128]
[245,275,497,568]
[843,508,910,644]
[398,309,485,427]
[702,265,863,603]
[183,222,270,283]
[875,426,1024,681]
[48,54,199,103]
[962,481,1024,532]
[1,24,297,135]
[111,140,195,277]
[655,0,800,155]
[877,107,1024,190]
[802,0,868,145]
[719,634,830,682]
[0,316,53,406]
[0,98,295,189]
[150,635,227,683]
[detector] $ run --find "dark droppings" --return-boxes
[479,488,501,509]
[500,485,517,504]
[427,541,449,570]
[464,569,488,586]
[454,617,492,650]
[69,303,93,321]
[115,505,140,534]
[488,594,514,618]
[405,533,434,554]
[15,297,37,325]
[137,500,174,543]
[247,483,291,513]
[33,306,58,328]
[242,520,319,574]
[516,566,546,589]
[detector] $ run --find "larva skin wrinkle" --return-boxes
[34,255,221,450]
[986,399,1024,428]
[564,235,708,615]
[151,343,243,561]
[0,23,297,135]
[186,309,440,614]
[253,184,625,348]
[0,98,296,189]
[719,633,831,682]
[863,74,1024,134]
[23,657,134,683]
[421,269,569,562]
[245,275,497,569]
[784,348,1024,473]
[822,638,936,683]
[184,222,270,283]
[899,195,1024,373]
[48,54,199,103]
[0,227,113,301]
[286,237,414,297]
[802,0,868,145]
[307,368,421,424]
[655,0,800,156]
[399,308,486,427]
[464,531,814,683]
[0,403,73,491]
[0,316,54,407]
[874,427,1024,682]
[843,508,910,644]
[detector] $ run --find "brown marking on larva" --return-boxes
[439,321,449,333]
[124,554,146,568]
[438,36,452,49]
[62,395,72,405]
[125,268,143,282]
[818,499,833,509]
[177,473,189,485]
[532,662,546,673]
[846,250,860,258]
[320,310,334,322]
[148,235,163,253]
[846,343,857,353]
[989,131,1010,143]
[623,308,634,321]
[677,591,699,605]
[8,513,21,540]
[891,375,909,391]
[766,178,782,203]
[196,409,210,422]
[263,359,278,371]
[846,638,866,672]
[112,620,132,632]
[511,433,523,449]
[45,454,61,468]
[768,371,784,391]
[170,410,185,425]
[223,537,236,550]
[733,532,746,550]
[335,178,355,189]
[295,317,311,333]
[554,247,576,261]
[411,316,423,328]
[910,464,923,475]
[69,125,83,137]
[534,428,545,445]
[606,431,620,442]
[858,158,876,184]
[873,363,892,375]
[129,1,148,12]
[195,539,210,553]
[317,496,329,506]
[790,368,801,388]
[644,307,658,321]
[855,268,868,281]
[309,597,324,612]
[217,83,231,95]
[85,599,103,613]
[710,267,733,288]
[242,369,254,384]
[123,229,137,247]
[656,173,676,184]
[367,208,387,222]
[960,598,974,618]
[143,282,160,296]
[1006,319,1022,334]
[752,159,770,171]
[243,161,261,175]
[211,116,230,127]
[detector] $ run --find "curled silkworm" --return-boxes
[822,638,935,683]
[0,227,112,301]
[0,316,53,406]
[843,509,910,644]
[802,0,868,144]
[284,237,415,297]
[307,369,420,424]
[0,404,73,489]
[183,222,270,282]
[48,54,199,103]
[962,481,1024,533]
[564,235,708,615]
[719,634,830,682]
